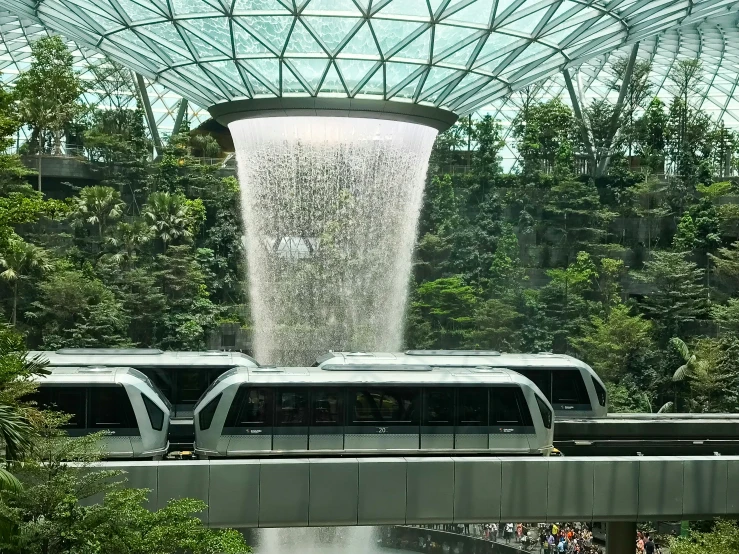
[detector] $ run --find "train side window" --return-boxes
[199,393,221,431]
[276,389,309,425]
[142,393,165,431]
[536,396,553,429]
[312,389,343,426]
[137,368,173,405]
[34,386,85,428]
[490,387,524,425]
[592,376,607,407]
[456,388,487,426]
[89,386,136,428]
[423,389,454,425]
[516,369,551,401]
[177,368,209,407]
[552,369,590,405]
[226,387,273,426]
[350,388,419,425]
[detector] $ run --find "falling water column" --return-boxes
[210,99,457,365]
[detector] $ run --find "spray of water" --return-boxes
[255,527,381,554]
[230,117,438,365]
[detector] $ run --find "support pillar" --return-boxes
[607,522,637,554]
[133,72,163,156]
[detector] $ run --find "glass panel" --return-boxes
[289,58,331,90]
[199,393,221,431]
[350,388,419,424]
[536,396,553,429]
[276,389,309,425]
[456,388,487,426]
[284,20,325,54]
[552,369,590,405]
[177,368,209,407]
[34,386,85,428]
[340,21,380,57]
[377,0,431,18]
[227,386,273,426]
[142,393,165,431]
[490,387,524,425]
[592,376,607,407]
[89,386,136,428]
[335,58,378,91]
[391,28,430,62]
[517,369,551,401]
[137,368,174,404]
[312,389,343,425]
[369,19,426,56]
[240,15,293,52]
[302,16,362,53]
[423,388,454,425]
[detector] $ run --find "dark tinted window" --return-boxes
[536,396,552,429]
[592,376,607,407]
[178,368,208,406]
[423,389,454,425]
[142,393,165,431]
[457,388,487,426]
[34,386,85,428]
[225,386,273,426]
[517,369,551,401]
[350,388,419,424]
[490,387,527,426]
[552,369,590,405]
[275,389,309,425]
[89,386,136,428]
[137,368,174,405]
[199,393,221,431]
[312,389,343,426]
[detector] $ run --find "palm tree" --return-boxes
[143,191,193,250]
[75,185,126,240]
[0,240,51,325]
[107,220,152,268]
[670,337,707,382]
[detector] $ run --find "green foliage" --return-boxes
[670,520,739,554]
[13,36,83,155]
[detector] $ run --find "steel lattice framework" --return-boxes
[0,0,736,116]
[0,11,207,138]
[480,11,739,165]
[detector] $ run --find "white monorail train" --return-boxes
[29,349,259,417]
[315,351,608,417]
[193,365,554,457]
[30,367,171,459]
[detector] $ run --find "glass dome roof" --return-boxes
[0,0,735,115]
[0,10,207,139]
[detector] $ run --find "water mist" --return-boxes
[230,116,438,365]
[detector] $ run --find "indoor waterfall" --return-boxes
[230,116,438,365]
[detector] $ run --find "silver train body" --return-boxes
[315,351,608,418]
[31,367,171,459]
[29,349,259,418]
[194,365,554,457]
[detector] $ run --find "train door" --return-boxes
[309,388,344,450]
[344,387,420,451]
[488,387,533,453]
[88,385,135,458]
[421,388,454,449]
[226,386,273,453]
[455,387,489,449]
[273,388,309,451]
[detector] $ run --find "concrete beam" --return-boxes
[97,456,739,528]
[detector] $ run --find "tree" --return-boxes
[143,191,194,250]
[635,251,708,343]
[406,277,477,349]
[573,304,654,381]
[670,520,739,554]
[27,266,131,349]
[74,185,126,244]
[0,410,251,554]
[106,219,152,269]
[13,36,83,163]
[0,239,51,325]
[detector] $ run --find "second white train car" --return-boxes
[31,367,171,459]
[315,351,608,417]
[194,365,554,457]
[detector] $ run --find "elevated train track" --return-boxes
[556,414,739,456]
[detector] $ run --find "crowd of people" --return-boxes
[410,522,663,554]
